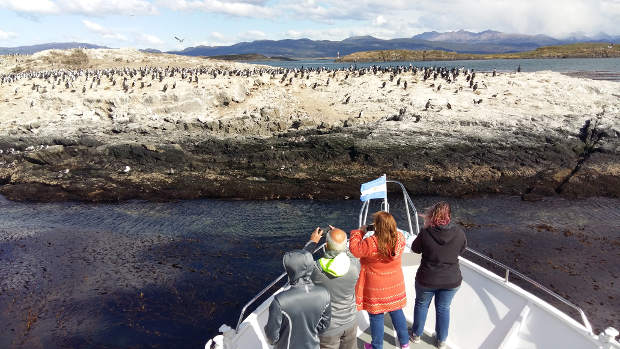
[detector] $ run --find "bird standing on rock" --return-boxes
[425,99,431,110]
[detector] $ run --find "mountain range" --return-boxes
[1,30,618,58]
[170,30,620,58]
[0,42,108,55]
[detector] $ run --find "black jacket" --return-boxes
[411,223,467,289]
[264,249,331,349]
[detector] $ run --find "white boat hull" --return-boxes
[207,250,619,349]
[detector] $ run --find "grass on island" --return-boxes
[206,53,297,61]
[9,48,91,73]
[337,43,620,62]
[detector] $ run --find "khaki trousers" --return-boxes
[319,321,358,349]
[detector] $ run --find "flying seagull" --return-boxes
[174,36,184,43]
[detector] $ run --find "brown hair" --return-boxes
[373,211,399,258]
[426,201,451,227]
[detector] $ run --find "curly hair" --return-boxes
[373,211,399,258]
[426,201,451,227]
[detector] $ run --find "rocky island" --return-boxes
[336,43,620,62]
[0,48,618,202]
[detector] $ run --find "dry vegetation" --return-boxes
[338,43,620,62]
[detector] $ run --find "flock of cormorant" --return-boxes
[1,61,501,113]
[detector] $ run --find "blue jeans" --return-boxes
[411,281,459,342]
[368,309,409,349]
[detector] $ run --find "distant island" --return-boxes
[336,43,620,62]
[207,53,296,61]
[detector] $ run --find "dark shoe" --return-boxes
[436,340,447,349]
[409,332,421,344]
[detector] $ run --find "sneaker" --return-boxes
[364,343,373,349]
[401,344,410,348]
[436,341,447,349]
[409,332,421,344]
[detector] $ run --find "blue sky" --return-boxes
[1,0,619,50]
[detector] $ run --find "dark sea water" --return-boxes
[0,194,619,348]
[249,57,620,76]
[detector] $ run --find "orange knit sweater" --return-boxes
[349,229,407,314]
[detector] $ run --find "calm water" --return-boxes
[249,57,620,73]
[1,195,619,348]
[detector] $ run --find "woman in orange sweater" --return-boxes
[349,211,409,349]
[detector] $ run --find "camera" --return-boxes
[367,224,375,231]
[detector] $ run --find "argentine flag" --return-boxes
[360,175,387,202]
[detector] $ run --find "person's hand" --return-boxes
[310,227,324,243]
[418,213,430,228]
[360,225,367,233]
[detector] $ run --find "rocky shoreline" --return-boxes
[0,49,618,202]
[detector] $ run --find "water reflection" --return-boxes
[0,195,618,348]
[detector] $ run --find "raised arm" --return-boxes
[460,229,468,255]
[348,229,377,258]
[303,226,324,253]
[411,231,423,254]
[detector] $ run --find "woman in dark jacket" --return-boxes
[409,202,466,349]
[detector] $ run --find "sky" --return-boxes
[0,0,619,50]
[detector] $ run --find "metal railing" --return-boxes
[234,178,593,336]
[463,247,594,334]
[234,242,326,333]
[358,179,419,236]
[358,179,593,334]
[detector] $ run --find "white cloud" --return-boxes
[139,33,164,45]
[103,32,129,41]
[0,0,58,14]
[61,0,157,15]
[0,28,18,40]
[210,31,226,40]
[278,0,620,37]
[82,19,105,33]
[0,0,157,16]
[158,0,274,18]
[82,19,129,41]
[241,30,266,40]
[373,15,386,26]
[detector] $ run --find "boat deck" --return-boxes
[209,251,615,349]
[356,317,443,349]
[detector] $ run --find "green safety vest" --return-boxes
[318,252,351,277]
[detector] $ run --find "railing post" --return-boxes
[599,327,620,348]
[505,269,510,282]
[219,325,235,349]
